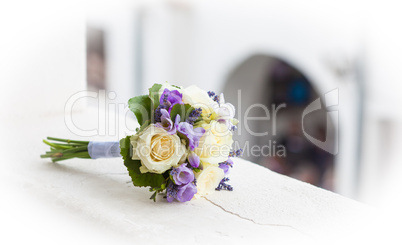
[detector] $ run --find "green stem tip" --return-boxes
[41,137,91,162]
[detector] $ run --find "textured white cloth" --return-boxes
[0,108,379,245]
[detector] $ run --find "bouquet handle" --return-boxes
[40,137,121,162]
[87,141,121,159]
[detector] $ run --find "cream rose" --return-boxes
[194,120,233,165]
[195,164,225,197]
[131,124,187,174]
[181,85,215,119]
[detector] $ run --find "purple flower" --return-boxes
[229,149,243,157]
[176,183,197,202]
[186,108,202,125]
[166,182,178,202]
[171,164,195,185]
[155,109,176,134]
[215,177,233,191]
[175,115,205,151]
[166,181,197,203]
[219,158,233,175]
[191,127,205,149]
[219,164,230,175]
[188,152,200,168]
[160,89,183,111]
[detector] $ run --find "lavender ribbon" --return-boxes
[87,141,121,159]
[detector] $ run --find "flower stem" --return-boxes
[41,137,91,162]
[47,137,90,144]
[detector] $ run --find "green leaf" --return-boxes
[148,83,162,109]
[171,84,181,89]
[137,120,150,133]
[120,136,165,188]
[169,103,194,122]
[128,95,152,126]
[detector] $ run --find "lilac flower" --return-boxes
[166,181,197,202]
[219,164,230,175]
[154,94,171,122]
[170,163,194,185]
[186,108,202,125]
[175,115,205,151]
[188,152,200,168]
[155,109,176,134]
[160,89,183,111]
[166,182,178,202]
[219,158,233,175]
[207,90,220,104]
[176,183,197,202]
[215,177,233,191]
[229,149,243,157]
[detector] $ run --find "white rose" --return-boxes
[131,124,187,174]
[194,120,233,165]
[181,85,215,119]
[195,164,225,197]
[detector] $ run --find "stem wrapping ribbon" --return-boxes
[87,141,121,159]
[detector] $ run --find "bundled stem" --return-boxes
[40,137,91,162]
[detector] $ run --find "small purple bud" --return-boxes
[188,152,200,168]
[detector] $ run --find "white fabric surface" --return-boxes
[0,108,379,245]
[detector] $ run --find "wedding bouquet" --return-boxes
[41,82,241,202]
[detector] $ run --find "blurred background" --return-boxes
[2,0,401,206]
[2,1,402,243]
[85,0,402,203]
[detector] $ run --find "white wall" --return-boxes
[140,0,363,198]
[0,1,86,118]
[86,0,402,201]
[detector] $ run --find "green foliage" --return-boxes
[128,95,152,126]
[120,136,165,188]
[148,83,162,109]
[171,84,181,89]
[169,103,194,122]
[149,184,166,202]
[135,120,150,133]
